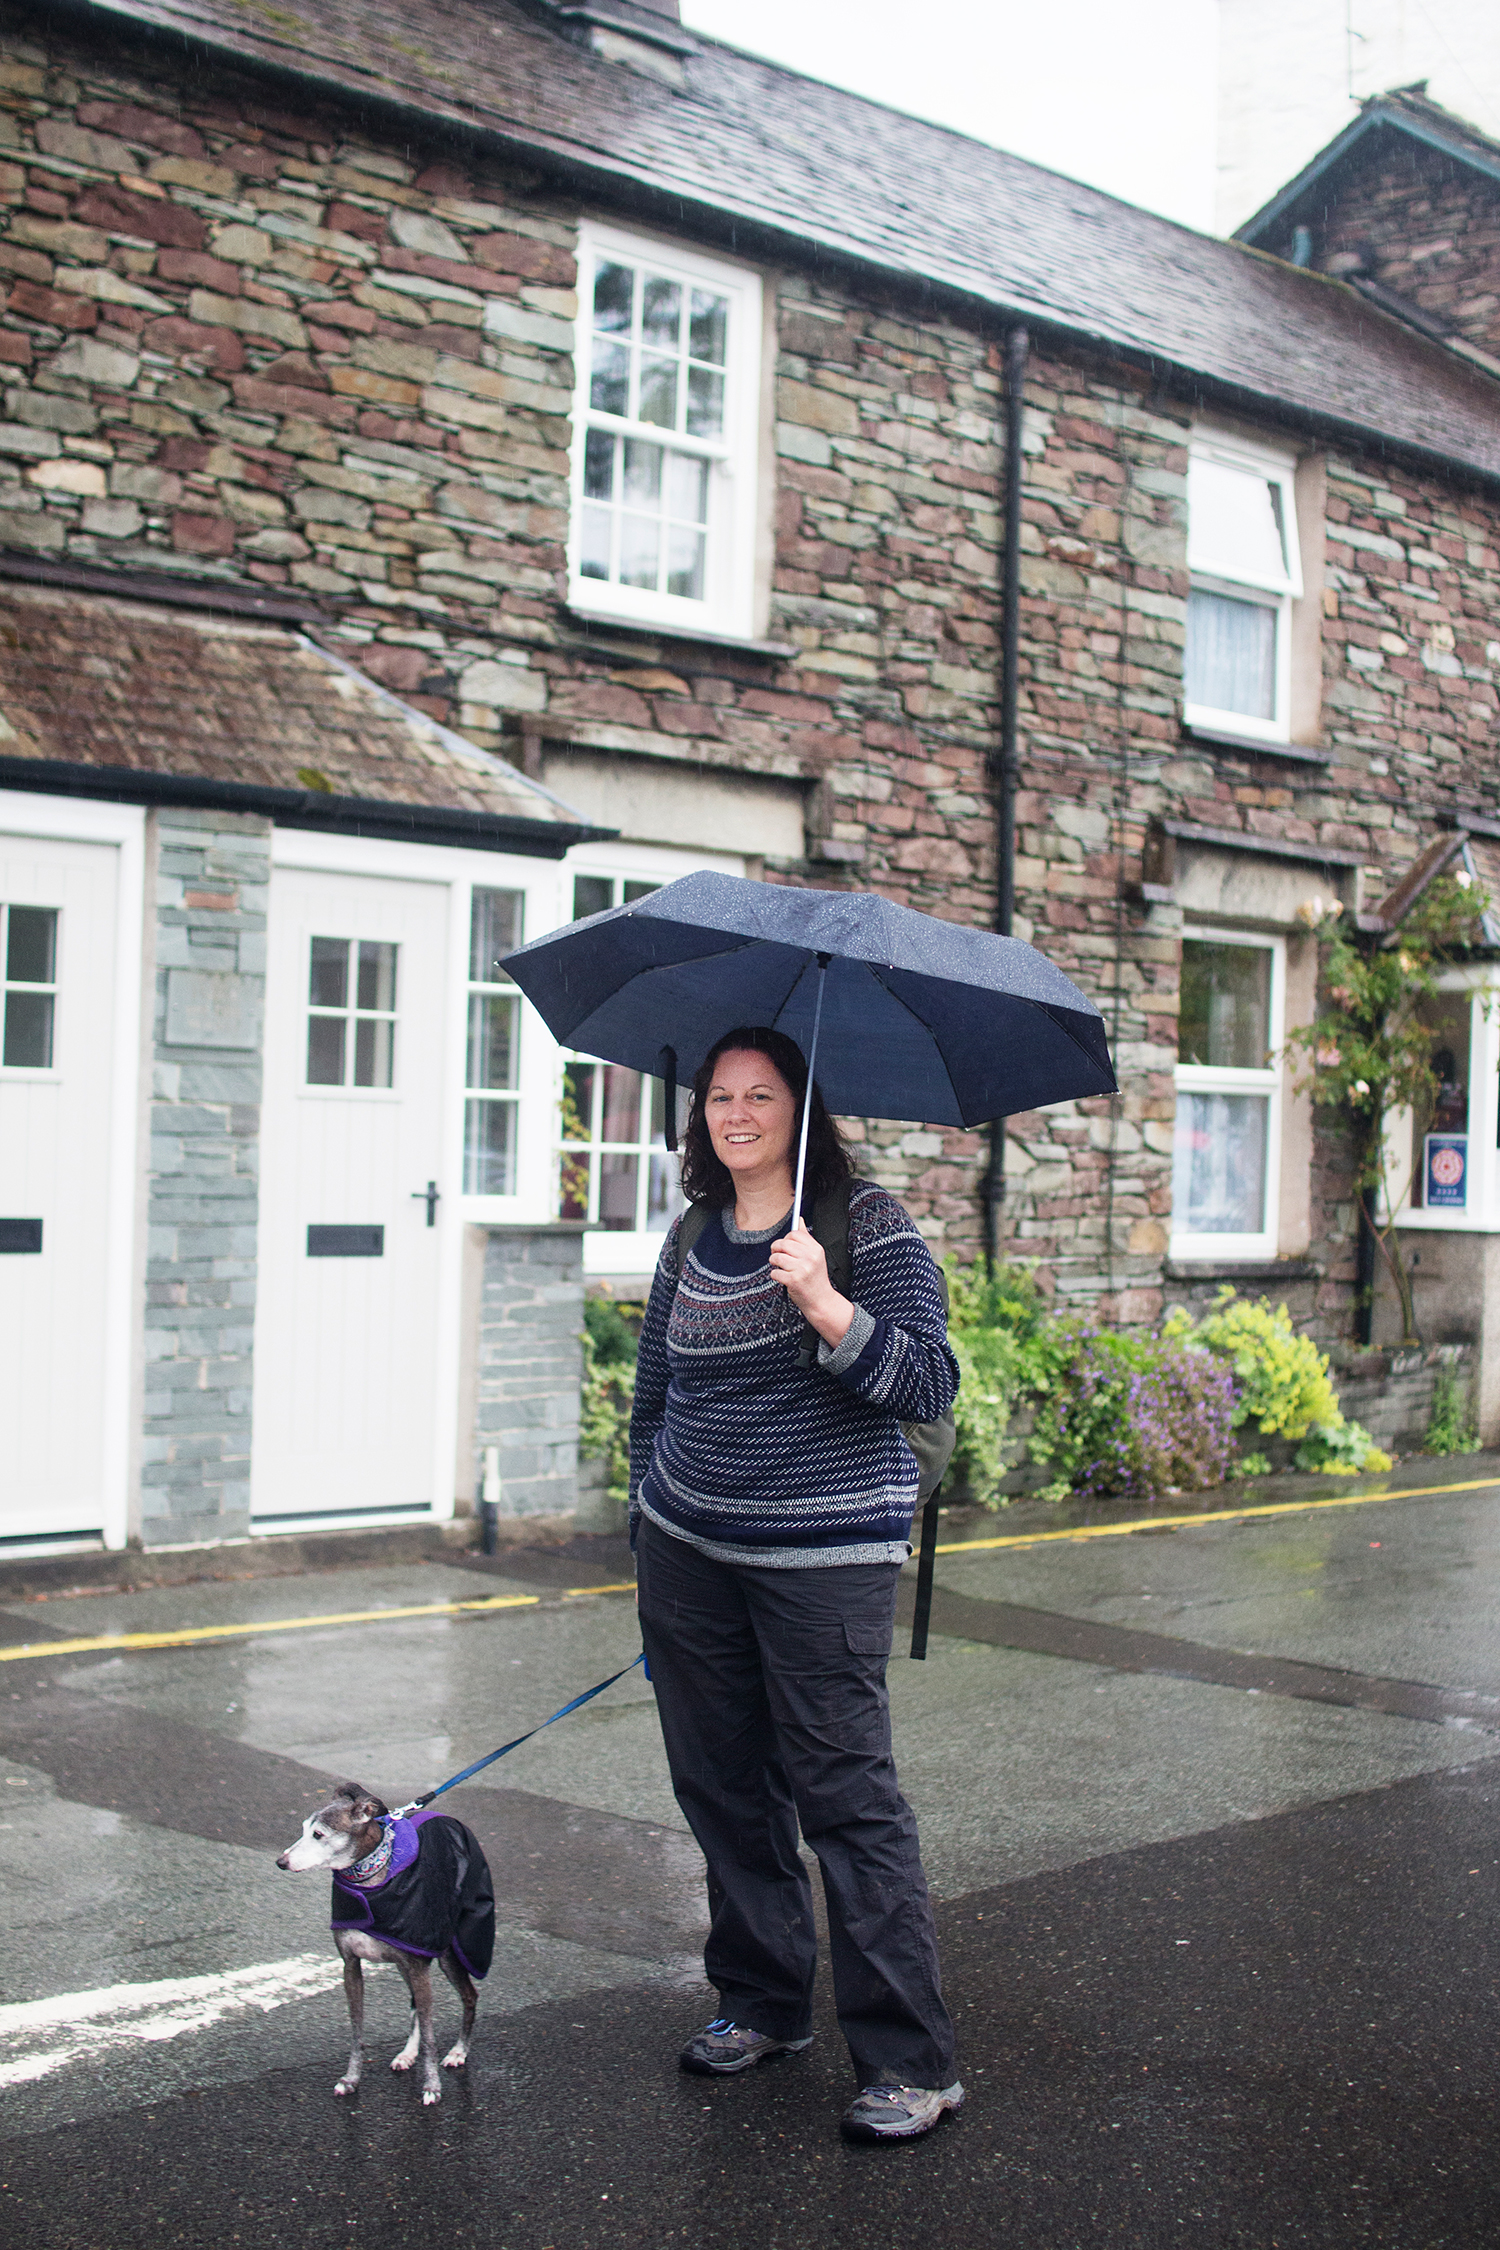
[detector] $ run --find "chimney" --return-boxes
[528,0,697,86]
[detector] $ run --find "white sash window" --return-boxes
[1172,930,1284,1259]
[1185,435,1301,744]
[569,223,762,640]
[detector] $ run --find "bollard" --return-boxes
[480,1445,501,1557]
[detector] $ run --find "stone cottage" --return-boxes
[4,0,1500,1554]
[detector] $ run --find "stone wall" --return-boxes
[140,806,267,1545]
[472,1223,585,1525]
[6,7,1500,1359]
[1272,136,1500,361]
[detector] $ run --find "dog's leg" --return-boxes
[437,1951,477,2071]
[335,1955,364,2097]
[391,1958,442,2103]
[390,1957,423,2075]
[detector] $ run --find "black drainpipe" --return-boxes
[1354,1186,1378,1346]
[984,323,1030,1275]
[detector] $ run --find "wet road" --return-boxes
[3,1472,1500,2246]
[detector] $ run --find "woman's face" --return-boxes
[704,1048,799,1187]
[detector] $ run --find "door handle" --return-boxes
[411,1180,440,1227]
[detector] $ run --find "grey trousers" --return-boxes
[635,1515,956,2089]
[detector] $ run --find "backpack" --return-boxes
[672,1179,956,1502]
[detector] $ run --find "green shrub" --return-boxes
[579,1293,640,1506]
[1027,1326,1235,1500]
[945,1257,1053,1506]
[1165,1289,1391,1476]
[1294,1417,1387,1476]
[1426,1363,1478,1456]
[1164,1290,1339,1439]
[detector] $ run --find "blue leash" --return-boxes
[391,1652,646,1817]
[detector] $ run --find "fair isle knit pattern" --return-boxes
[629,1180,960,1569]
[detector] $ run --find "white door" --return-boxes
[251,865,451,1528]
[0,833,120,1542]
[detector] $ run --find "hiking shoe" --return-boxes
[840,2080,965,2141]
[679,2018,813,2076]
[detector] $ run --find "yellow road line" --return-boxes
[935,1474,1500,1556]
[0,1581,637,1665]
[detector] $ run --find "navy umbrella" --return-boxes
[503,872,1115,1212]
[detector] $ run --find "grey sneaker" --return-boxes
[841,2079,965,2141]
[679,2017,813,2076]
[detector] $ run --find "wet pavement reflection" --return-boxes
[4,1474,1500,2245]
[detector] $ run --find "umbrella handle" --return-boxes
[791,954,830,1225]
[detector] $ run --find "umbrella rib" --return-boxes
[873,971,1116,1117]
[552,936,757,1048]
[865,966,968,1125]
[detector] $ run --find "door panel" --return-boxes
[0,834,119,1540]
[251,866,450,1525]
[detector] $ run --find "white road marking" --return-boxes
[0,1953,345,2087]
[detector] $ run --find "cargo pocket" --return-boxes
[844,1620,892,1659]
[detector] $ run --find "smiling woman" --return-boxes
[629,1023,966,2142]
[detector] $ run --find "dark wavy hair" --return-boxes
[678,1025,852,1212]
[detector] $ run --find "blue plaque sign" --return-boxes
[1425,1134,1468,1209]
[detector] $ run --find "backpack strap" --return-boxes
[674,1201,713,1275]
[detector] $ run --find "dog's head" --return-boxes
[276,1783,390,1872]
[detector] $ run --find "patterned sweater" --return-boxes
[629,1179,959,1568]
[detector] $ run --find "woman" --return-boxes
[630,1025,962,2144]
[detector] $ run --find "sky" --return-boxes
[679,0,1220,231]
[679,1,1500,238]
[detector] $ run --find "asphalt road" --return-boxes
[3,1472,1500,2247]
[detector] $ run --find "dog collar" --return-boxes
[341,1819,395,1888]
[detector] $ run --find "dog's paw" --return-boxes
[422,2087,442,2106]
[334,2078,359,2098]
[390,2054,415,2073]
[442,2048,467,2071]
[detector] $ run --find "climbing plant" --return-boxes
[1283,871,1490,1343]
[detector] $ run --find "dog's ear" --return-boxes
[344,1787,388,1823]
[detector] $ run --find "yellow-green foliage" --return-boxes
[1165,1290,1339,1438]
[1166,1289,1392,1476]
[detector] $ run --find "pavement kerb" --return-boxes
[3,1473,1497,1667]
[0,1582,640,1665]
[935,1472,1500,1555]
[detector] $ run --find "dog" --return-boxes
[277,1783,496,2105]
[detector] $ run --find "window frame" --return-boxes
[1171,926,1286,1262]
[303,934,399,1096]
[462,886,527,1199]
[556,862,686,1266]
[0,898,60,1078]
[568,220,763,643]
[1388,970,1500,1233]
[1184,431,1303,747]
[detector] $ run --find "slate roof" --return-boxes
[1238,88,1500,251]
[55,0,1500,484]
[0,581,601,852]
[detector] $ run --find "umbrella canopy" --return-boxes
[502,872,1116,1128]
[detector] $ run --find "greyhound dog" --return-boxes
[277,1783,495,2104]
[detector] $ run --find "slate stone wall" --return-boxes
[6,10,1500,1361]
[472,1225,585,1523]
[1271,139,1500,361]
[141,806,267,1545]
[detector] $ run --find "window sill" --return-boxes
[1391,1208,1500,1234]
[563,603,796,662]
[1165,1257,1318,1282]
[1182,721,1331,768]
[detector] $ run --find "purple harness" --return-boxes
[331,1809,495,1980]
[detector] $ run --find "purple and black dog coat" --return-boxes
[330,1810,495,1980]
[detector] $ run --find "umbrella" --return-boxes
[502,872,1116,1213]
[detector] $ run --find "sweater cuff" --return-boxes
[818,1300,876,1377]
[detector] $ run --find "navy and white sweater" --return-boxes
[629,1179,959,1568]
